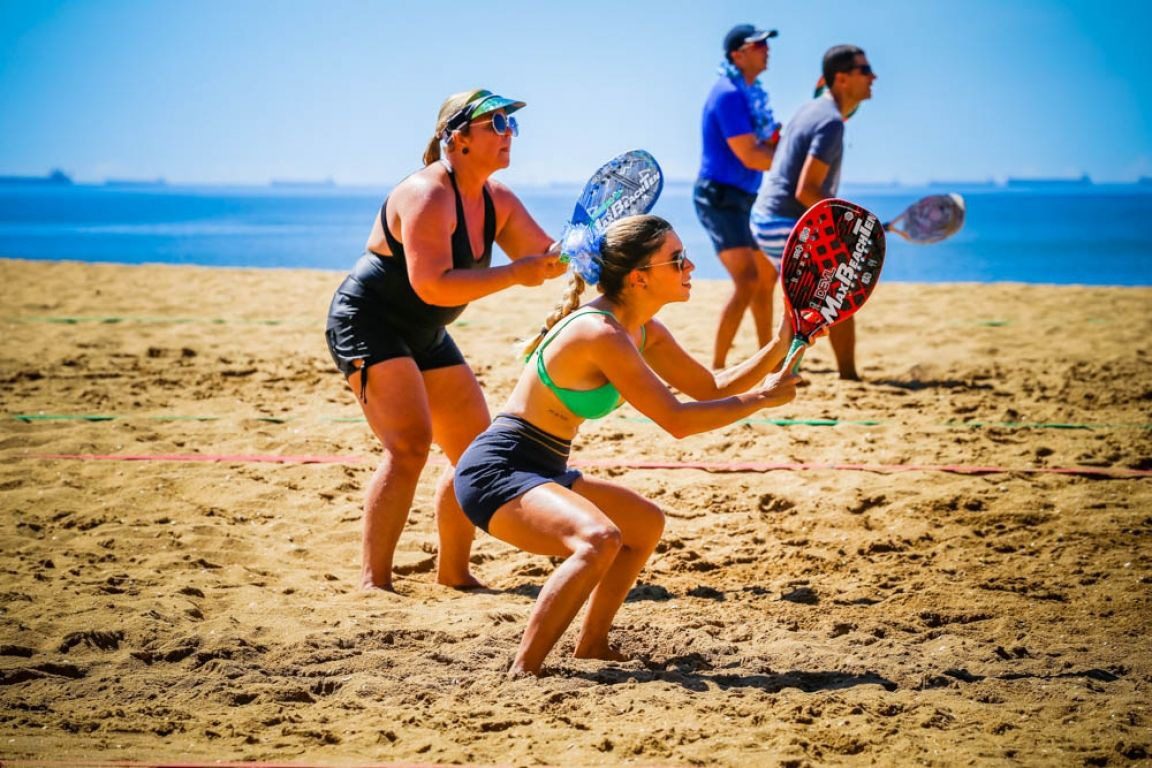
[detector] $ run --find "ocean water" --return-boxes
[1,182,1150,286]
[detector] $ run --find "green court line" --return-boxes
[623,415,1150,430]
[11,413,1150,431]
[12,414,117,422]
[150,415,221,422]
[943,420,1123,430]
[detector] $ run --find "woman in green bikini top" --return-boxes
[528,309,645,419]
[505,215,803,441]
[453,214,808,676]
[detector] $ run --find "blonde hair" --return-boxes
[520,274,588,360]
[422,89,487,166]
[519,215,673,359]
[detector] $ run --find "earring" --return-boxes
[462,147,469,155]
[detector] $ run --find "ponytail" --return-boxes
[423,88,488,166]
[422,136,442,166]
[520,274,586,360]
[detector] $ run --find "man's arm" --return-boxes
[726,133,775,171]
[794,154,832,210]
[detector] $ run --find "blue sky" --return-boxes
[1,0,1148,186]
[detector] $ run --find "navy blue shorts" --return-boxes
[325,286,465,378]
[455,414,583,532]
[693,179,758,252]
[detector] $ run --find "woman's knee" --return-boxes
[381,427,434,472]
[629,502,666,549]
[573,523,623,563]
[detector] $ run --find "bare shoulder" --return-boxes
[642,317,672,341]
[570,311,640,352]
[484,177,524,210]
[391,165,453,213]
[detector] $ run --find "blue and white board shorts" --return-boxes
[750,212,798,269]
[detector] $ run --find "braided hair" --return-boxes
[520,215,673,359]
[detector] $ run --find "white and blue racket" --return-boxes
[884,193,966,244]
[559,150,663,264]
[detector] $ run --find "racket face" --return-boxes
[780,198,886,339]
[898,193,966,243]
[569,149,664,234]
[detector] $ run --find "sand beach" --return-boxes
[1,257,1149,766]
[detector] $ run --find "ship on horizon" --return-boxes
[0,169,73,186]
[1005,173,1092,188]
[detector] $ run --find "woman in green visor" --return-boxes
[325,89,567,591]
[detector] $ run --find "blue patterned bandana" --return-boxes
[559,223,604,285]
[720,61,780,143]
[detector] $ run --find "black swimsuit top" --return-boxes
[343,166,496,331]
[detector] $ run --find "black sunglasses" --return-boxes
[847,64,875,76]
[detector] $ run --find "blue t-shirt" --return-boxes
[698,77,761,195]
[753,96,845,219]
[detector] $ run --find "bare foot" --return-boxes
[507,664,541,679]
[360,581,397,593]
[437,572,488,591]
[574,641,629,662]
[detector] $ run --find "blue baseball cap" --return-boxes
[724,24,778,56]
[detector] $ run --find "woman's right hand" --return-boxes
[756,370,800,408]
[512,251,568,287]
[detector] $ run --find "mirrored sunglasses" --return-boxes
[640,249,688,271]
[473,112,519,137]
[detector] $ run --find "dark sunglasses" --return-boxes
[640,249,688,271]
[472,112,519,137]
[847,64,875,76]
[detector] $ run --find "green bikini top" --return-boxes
[532,309,646,420]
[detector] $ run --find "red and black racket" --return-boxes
[780,198,886,373]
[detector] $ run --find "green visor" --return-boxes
[444,90,526,134]
[468,92,526,119]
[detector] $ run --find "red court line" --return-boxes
[23,452,1151,478]
[0,762,515,768]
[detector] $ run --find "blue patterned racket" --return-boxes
[559,150,663,270]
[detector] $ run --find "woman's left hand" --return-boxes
[512,251,567,287]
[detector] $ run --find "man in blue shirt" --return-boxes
[752,45,877,380]
[694,23,781,369]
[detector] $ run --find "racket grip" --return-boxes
[782,337,807,374]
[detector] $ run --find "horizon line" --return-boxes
[3,173,1152,191]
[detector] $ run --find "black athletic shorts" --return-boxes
[455,414,583,532]
[325,285,465,381]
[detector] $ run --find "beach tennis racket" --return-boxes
[780,198,885,373]
[885,193,966,244]
[559,149,663,262]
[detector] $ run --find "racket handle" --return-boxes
[782,337,807,374]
